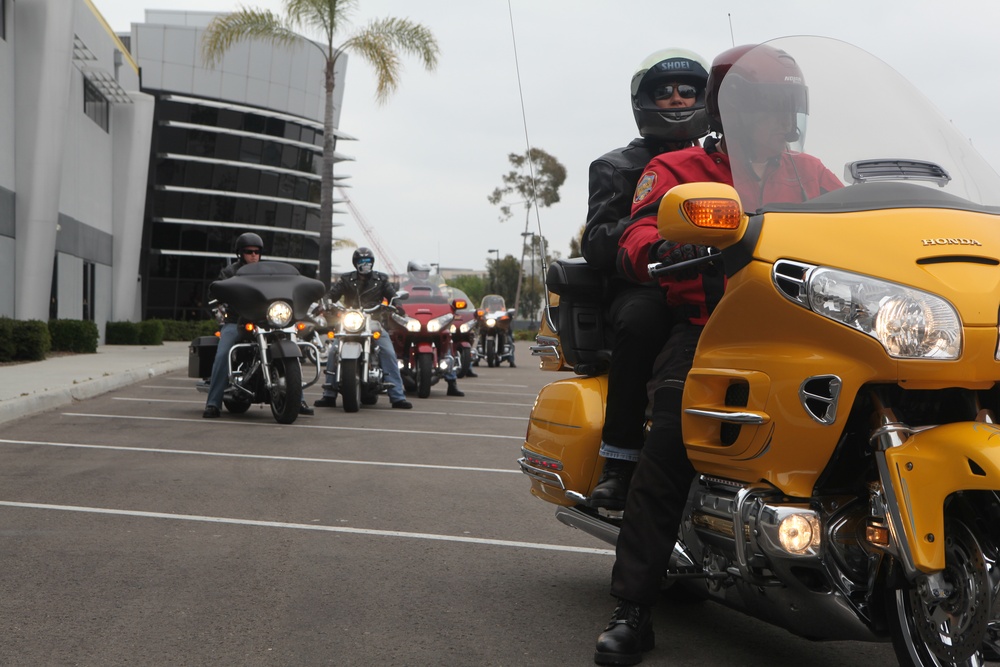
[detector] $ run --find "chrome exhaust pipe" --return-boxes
[554,505,697,569]
[555,506,619,546]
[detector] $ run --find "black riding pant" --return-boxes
[610,323,702,605]
[600,285,674,455]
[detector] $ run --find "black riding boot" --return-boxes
[594,597,653,666]
[589,458,636,510]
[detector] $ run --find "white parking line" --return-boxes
[0,438,520,473]
[0,500,614,556]
[136,388,536,407]
[110,397,531,421]
[60,413,526,439]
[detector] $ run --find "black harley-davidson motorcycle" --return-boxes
[190,261,326,424]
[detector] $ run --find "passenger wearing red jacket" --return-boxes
[594,44,842,666]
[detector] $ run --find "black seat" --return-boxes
[545,258,612,375]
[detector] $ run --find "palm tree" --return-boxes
[202,0,439,285]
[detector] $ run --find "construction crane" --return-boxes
[336,187,403,278]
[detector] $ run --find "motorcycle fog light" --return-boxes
[438,359,450,371]
[778,513,821,555]
[267,301,294,327]
[342,311,365,333]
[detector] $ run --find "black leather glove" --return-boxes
[650,241,710,265]
[650,241,713,280]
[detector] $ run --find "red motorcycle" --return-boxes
[390,274,460,398]
[449,287,479,378]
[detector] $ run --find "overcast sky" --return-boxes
[95,0,1000,274]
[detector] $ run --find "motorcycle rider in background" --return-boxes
[580,49,710,508]
[314,248,413,410]
[400,260,465,397]
[202,233,314,418]
[594,45,842,665]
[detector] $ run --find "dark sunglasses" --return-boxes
[242,248,261,256]
[652,84,699,100]
[357,258,374,264]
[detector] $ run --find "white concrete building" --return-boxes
[1,0,154,330]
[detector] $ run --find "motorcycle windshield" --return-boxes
[719,37,1000,214]
[400,271,452,304]
[211,261,326,321]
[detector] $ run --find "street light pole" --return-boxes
[487,248,500,293]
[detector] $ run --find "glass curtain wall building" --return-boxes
[126,10,352,321]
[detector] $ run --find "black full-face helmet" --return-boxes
[233,232,264,259]
[407,260,431,280]
[631,48,711,142]
[353,247,375,275]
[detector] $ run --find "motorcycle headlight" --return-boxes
[342,311,366,333]
[267,301,294,328]
[485,317,497,328]
[807,267,962,359]
[405,318,422,333]
[459,321,475,333]
[427,313,454,333]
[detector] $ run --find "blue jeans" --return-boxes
[324,334,407,404]
[206,323,240,409]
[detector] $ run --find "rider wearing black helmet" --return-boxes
[594,45,840,666]
[314,248,413,409]
[203,232,312,417]
[580,48,710,510]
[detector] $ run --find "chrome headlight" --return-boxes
[807,267,962,359]
[404,318,422,333]
[427,313,454,333]
[341,310,366,333]
[267,301,294,328]
[485,317,497,328]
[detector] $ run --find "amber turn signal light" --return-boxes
[244,323,255,332]
[682,198,743,229]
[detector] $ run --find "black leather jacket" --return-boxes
[327,270,397,309]
[581,137,691,283]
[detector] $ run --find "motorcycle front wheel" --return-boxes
[268,358,303,424]
[417,353,433,399]
[341,359,361,413]
[886,518,1000,666]
[459,347,472,377]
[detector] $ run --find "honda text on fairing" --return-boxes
[522,37,1000,666]
[190,261,326,424]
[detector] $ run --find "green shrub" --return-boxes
[514,329,538,341]
[0,317,15,362]
[137,319,164,345]
[105,321,139,345]
[14,319,51,361]
[156,318,218,341]
[49,319,99,353]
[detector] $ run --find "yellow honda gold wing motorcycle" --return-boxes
[522,36,1000,666]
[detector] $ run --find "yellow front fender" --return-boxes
[882,421,1000,571]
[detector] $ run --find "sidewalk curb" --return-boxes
[0,356,187,425]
